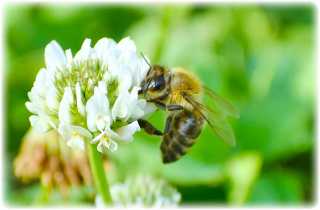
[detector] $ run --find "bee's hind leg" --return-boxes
[138,119,163,136]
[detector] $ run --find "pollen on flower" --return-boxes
[26,37,156,153]
[54,60,107,101]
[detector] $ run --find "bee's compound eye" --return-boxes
[150,76,165,91]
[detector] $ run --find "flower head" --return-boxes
[95,174,181,207]
[26,37,155,153]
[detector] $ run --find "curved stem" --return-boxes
[87,142,112,205]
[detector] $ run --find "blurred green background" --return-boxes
[5,3,315,206]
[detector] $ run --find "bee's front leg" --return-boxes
[166,104,184,111]
[138,119,163,136]
[147,99,183,112]
[147,100,166,110]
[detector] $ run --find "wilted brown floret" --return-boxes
[14,129,93,197]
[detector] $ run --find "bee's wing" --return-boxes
[183,93,237,146]
[203,86,239,118]
[208,112,236,146]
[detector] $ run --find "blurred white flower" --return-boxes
[26,37,154,153]
[95,175,181,207]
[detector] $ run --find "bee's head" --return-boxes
[139,65,170,100]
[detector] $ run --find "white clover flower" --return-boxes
[26,37,155,153]
[95,175,181,207]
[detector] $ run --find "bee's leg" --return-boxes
[164,115,173,133]
[167,104,184,111]
[147,100,167,110]
[138,119,163,136]
[146,99,183,111]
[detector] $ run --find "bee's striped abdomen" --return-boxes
[161,109,204,163]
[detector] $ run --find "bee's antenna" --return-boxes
[140,52,152,97]
[140,52,152,68]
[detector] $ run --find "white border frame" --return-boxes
[0,0,318,209]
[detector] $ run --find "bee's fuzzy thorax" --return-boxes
[171,67,202,95]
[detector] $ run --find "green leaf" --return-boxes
[248,170,304,204]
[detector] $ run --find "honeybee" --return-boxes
[138,59,239,164]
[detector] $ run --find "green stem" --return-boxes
[87,142,112,205]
